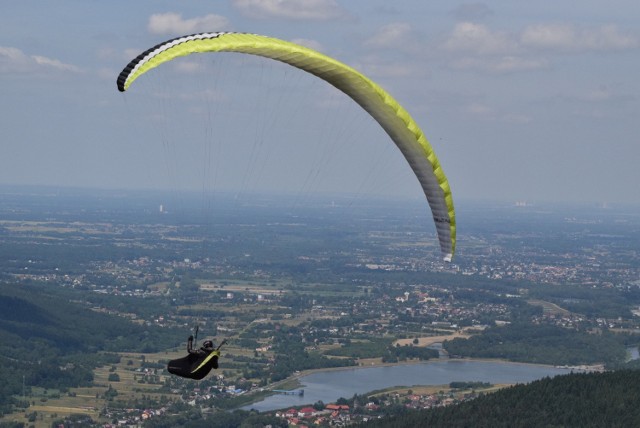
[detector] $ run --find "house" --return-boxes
[298,406,317,418]
[284,408,298,418]
[325,404,349,412]
[365,402,380,411]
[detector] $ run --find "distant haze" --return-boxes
[1,1,639,204]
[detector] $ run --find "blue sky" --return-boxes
[1,1,639,204]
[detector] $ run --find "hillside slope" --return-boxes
[362,370,640,428]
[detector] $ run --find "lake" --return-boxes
[244,360,573,412]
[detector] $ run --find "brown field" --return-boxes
[200,282,286,295]
[0,387,105,428]
[0,350,186,428]
[527,299,571,316]
[1,308,470,427]
[0,220,113,235]
[371,383,512,397]
[393,331,470,347]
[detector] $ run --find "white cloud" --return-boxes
[363,23,428,61]
[450,55,548,73]
[148,12,231,35]
[521,24,638,52]
[365,23,414,50]
[0,46,30,72]
[443,21,639,57]
[465,102,493,116]
[32,55,82,72]
[442,22,518,55]
[232,0,347,20]
[0,46,81,74]
[440,21,637,74]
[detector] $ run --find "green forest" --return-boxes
[361,369,640,427]
[0,282,183,416]
[443,322,629,366]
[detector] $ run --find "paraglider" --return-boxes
[167,333,227,380]
[117,32,456,260]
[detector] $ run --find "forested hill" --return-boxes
[0,282,182,415]
[361,370,640,428]
[0,283,181,354]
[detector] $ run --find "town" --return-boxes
[1,189,639,427]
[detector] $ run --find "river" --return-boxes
[243,359,573,412]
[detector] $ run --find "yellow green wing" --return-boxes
[117,32,456,260]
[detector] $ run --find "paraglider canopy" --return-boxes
[117,32,456,260]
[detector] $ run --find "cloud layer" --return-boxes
[232,0,347,20]
[439,21,639,73]
[521,24,638,52]
[148,12,231,35]
[0,46,81,74]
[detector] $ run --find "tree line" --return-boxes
[443,322,627,366]
[360,369,640,427]
[0,282,183,415]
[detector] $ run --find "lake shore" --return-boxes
[242,356,580,411]
[285,354,594,380]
